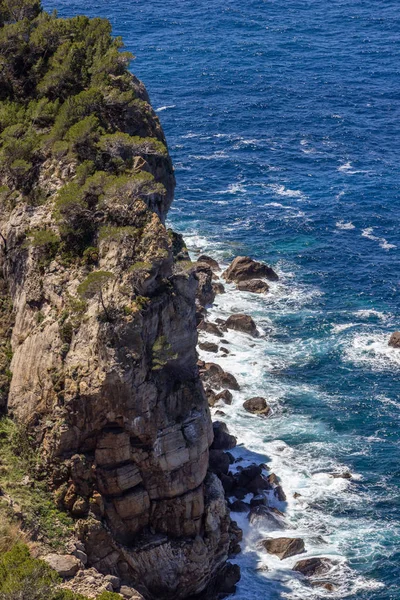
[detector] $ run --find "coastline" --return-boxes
[187,241,385,600]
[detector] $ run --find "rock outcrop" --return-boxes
[388,331,400,348]
[261,537,305,560]
[223,256,278,283]
[226,314,258,337]
[0,9,236,598]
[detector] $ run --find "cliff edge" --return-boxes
[0,2,232,598]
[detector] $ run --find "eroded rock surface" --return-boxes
[0,74,234,600]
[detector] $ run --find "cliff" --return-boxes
[0,2,233,598]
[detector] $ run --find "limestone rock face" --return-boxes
[0,74,232,599]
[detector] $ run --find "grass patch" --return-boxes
[0,418,74,550]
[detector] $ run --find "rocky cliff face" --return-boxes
[0,12,231,599]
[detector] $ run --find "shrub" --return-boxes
[77,271,114,321]
[152,335,177,371]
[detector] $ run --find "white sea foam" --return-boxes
[155,104,176,111]
[353,309,387,321]
[344,331,400,370]
[190,151,228,160]
[361,227,396,250]
[336,220,355,230]
[216,183,246,194]
[187,242,386,597]
[268,184,307,201]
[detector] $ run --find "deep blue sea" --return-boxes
[44,1,400,598]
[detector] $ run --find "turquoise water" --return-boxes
[45,1,400,597]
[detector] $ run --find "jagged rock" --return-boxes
[194,263,216,306]
[293,492,302,498]
[211,421,237,450]
[332,471,352,479]
[198,320,224,337]
[388,331,400,348]
[223,256,279,283]
[215,389,233,405]
[42,554,81,578]
[197,255,220,270]
[213,282,225,295]
[250,494,267,508]
[243,397,271,416]
[0,15,237,599]
[120,585,145,599]
[168,230,189,261]
[293,557,335,577]
[229,500,249,513]
[248,506,284,528]
[311,581,336,591]
[261,537,305,560]
[199,341,219,353]
[228,519,242,556]
[267,473,280,486]
[273,485,287,502]
[226,314,258,337]
[213,562,241,597]
[104,574,121,589]
[206,388,217,407]
[200,362,240,390]
[209,449,231,475]
[237,279,270,294]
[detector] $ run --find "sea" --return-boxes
[44,1,400,598]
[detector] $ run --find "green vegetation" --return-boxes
[77,271,114,321]
[0,277,13,412]
[152,335,178,371]
[0,542,121,600]
[0,418,74,548]
[0,0,167,261]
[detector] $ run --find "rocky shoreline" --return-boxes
[192,252,344,595]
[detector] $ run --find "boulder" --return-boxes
[261,537,305,560]
[223,256,278,283]
[293,557,335,577]
[214,562,241,596]
[205,388,217,407]
[212,282,225,295]
[211,421,237,450]
[209,449,231,475]
[388,331,400,348]
[199,341,218,353]
[250,494,267,508]
[120,586,145,599]
[229,500,249,513]
[200,362,240,391]
[248,506,284,529]
[332,471,352,479]
[215,389,233,405]
[197,320,224,337]
[273,485,287,502]
[197,255,220,270]
[243,397,270,416]
[220,346,230,355]
[237,279,270,294]
[226,314,258,337]
[42,554,81,578]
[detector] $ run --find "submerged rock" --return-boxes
[237,279,270,294]
[223,256,279,283]
[199,341,219,353]
[226,314,258,336]
[261,537,305,560]
[293,557,335,577]
[215,389,233,404]
[243,396,271,416]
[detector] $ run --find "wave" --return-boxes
[155,104,176,111]
[268,184,307,201]
[344,331,400,371]
[361,227,396,250]
[336,221,355,230]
